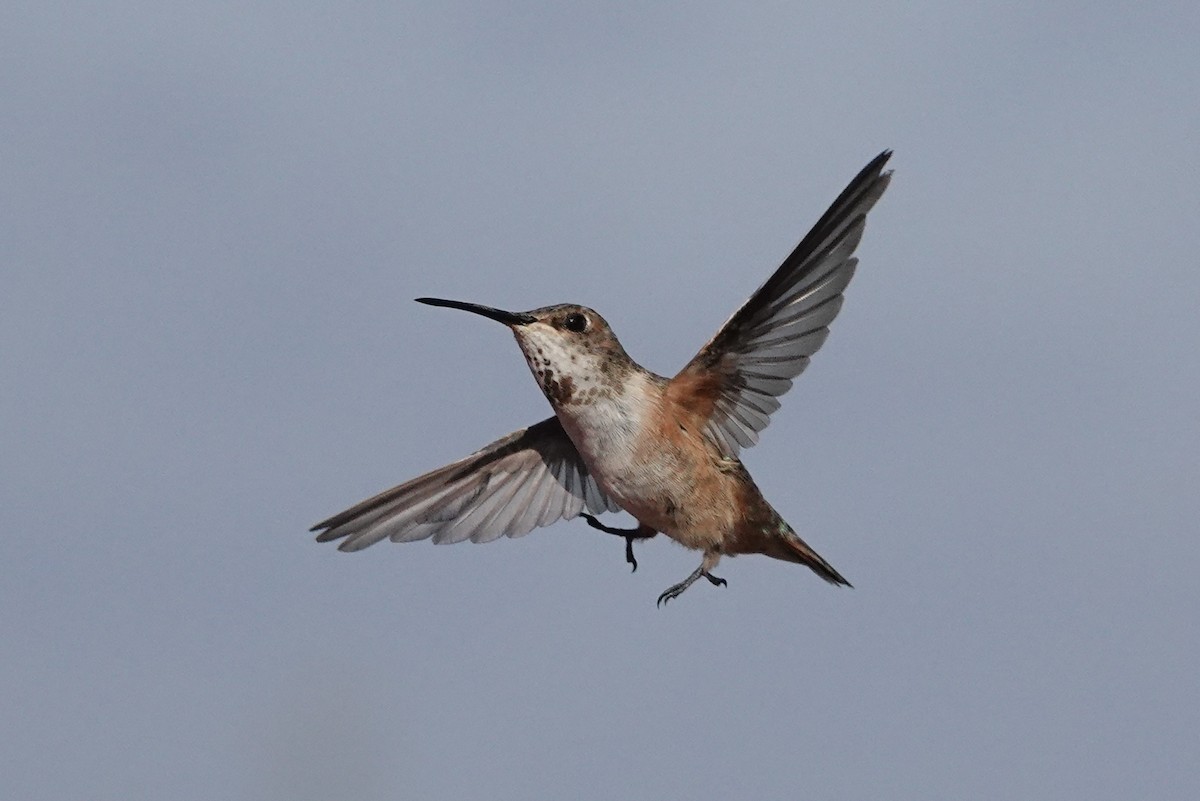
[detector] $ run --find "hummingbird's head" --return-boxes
[415,298,632,407]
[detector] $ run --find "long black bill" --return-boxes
[414,297,535,326]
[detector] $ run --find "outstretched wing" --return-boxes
[312,417,620,551]
[674,151,892,456]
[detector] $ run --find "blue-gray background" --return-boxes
[4,3,1198,799]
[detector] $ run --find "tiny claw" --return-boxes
[579,513,653,573]
[655,565,725,607]
[655,583,688,607]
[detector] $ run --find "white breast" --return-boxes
[554,371,670,515]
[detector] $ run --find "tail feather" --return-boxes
[777,525,852,587]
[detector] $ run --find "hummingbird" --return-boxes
[312,151,892,605]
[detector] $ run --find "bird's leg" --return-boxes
[578,513,657,572]
[656,551,725,607]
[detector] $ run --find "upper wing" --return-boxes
[674,151,892,456]
[311,417,620,551]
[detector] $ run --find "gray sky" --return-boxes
[3,2,1198,799]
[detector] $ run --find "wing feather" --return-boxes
[674,151,892,456]
[312,417,619,551]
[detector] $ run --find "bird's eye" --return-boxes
[563,312,588,333]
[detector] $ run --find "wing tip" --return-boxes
[312,525,355,548]
[870,148,893,172]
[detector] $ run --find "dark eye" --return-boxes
[563,312,588,333]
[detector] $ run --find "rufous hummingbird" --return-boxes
[313,151,892,605]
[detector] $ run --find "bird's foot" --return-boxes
[656,566,727,607]
[579,513,655,572]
